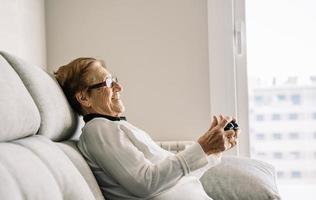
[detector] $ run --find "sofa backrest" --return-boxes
[0,54,40,141]
[1,51,77,141]
[0,51,105,200]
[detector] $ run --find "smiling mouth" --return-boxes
[112,92,121,100]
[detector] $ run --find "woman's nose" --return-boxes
[113,81,123,92]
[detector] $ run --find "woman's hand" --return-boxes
[197,115,240,155]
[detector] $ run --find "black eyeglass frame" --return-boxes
[87,76,118,90]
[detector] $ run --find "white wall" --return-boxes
[46,0,211,141]
[0,0,46,67]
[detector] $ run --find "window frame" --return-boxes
[207,0,249,156]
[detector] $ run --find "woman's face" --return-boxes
[82,61,125,116]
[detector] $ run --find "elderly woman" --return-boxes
[54,57,239,200]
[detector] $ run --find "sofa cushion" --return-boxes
[0,135,96,200]
[200,156,281,200]
[57,141,105,200]
[0,51,78,141]
[0,54,40,142]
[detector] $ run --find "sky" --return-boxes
[246,0,316,79]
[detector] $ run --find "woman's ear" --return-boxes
[75,91,91,108]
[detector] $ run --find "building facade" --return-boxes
[249,76,316,183]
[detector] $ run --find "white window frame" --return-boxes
[207,0,249,156]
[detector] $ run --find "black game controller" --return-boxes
[224,120,239,131]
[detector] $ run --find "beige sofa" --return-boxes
[0,51,281,200]
[0,51,105,200]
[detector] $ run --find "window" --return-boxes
[256,114,264,121]
[254,95,263,104]
[289,152,301,159]
[272,133,282,140]
[277,94,286,101]
[288,113,299,120]
[209,0,316,199]
[256,133,265,140]
[289,132,299,140]
[277,171,285,178]
[291,95,301,105]
[273,152,283,159]
[272,114,281,121]
[291,171,302,178]
[257,152,267,157]
[245,0,316,199]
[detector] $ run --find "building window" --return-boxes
[256,133,265,140]
[272,113,281,121]
[254,95,263,104]
[291,171,302,178]
[272,133,282,140]
[289,152,301,159]
[256,114,264,121]
[257,152,266,157]
[291,94,301,105]
[288,113,298,120]
[273,152,283,159]
[277,94,286,101]
[277,171,285,178]
[289,132,299,140]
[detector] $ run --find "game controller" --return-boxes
[224,120,239,131]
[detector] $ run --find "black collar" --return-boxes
[83,113,127,123]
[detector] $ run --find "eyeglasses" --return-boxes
[87,76,118,90]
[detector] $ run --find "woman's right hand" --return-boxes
[197,115,238,155]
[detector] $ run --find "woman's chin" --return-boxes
[113,103,125,115]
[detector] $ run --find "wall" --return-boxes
[45,0,211,141]
[0,0,46,68]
